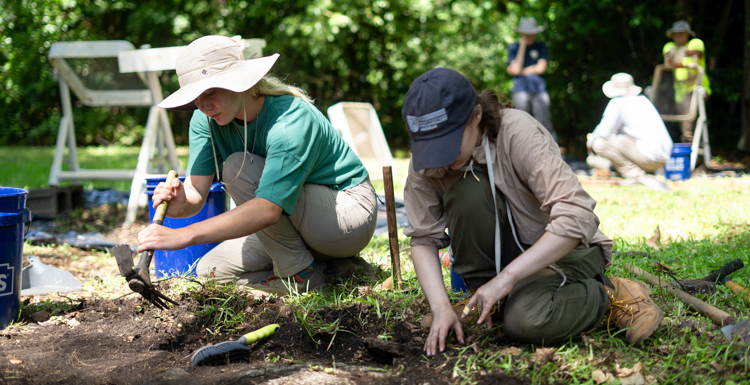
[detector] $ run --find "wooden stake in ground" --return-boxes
[626,263,737,327]
[383,166,402,289]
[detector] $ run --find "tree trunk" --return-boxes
[739,0,750,150]
[710,0,734,67]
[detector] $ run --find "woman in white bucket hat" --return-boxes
[586,73,673,193]
[137,35,377,295]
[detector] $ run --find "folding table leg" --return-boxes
[159,108,181,173]
[49,78,75,186]
[698,88,711,166]
[690,88,710,172]
[125,106,160,224]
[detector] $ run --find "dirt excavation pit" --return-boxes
[0,287,532,385]
[1,204,534,384]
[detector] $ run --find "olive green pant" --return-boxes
[444,168,610,345]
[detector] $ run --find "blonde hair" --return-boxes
[247,75,314,104]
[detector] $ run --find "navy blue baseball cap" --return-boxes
[402,68,478,171]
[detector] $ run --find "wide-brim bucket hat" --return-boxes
[602,73,642,98]
[666,20,695,38]
[516,17,544,34]
[158,35,279,110]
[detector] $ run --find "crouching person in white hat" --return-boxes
[401,68,663,355]
[586,73,673,193]
[137,35,377,295]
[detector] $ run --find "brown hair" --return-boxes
[465,90,511,142]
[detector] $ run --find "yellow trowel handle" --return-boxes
[727,281,750,303]
[237,324,279,346]
[153,170,178,225]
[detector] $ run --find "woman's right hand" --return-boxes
[152,177,186,218]
[424,305,464,356]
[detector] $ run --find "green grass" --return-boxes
[7,146,750,383]
[0,145,407,198]
[0,145,189,190]
[587,179,750,243]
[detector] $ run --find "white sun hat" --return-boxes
[158,35,279,110]
[516,17,544,34]
[602,73,642,99]
[666,20,695,38]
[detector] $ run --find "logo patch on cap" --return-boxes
[406,109,448,133]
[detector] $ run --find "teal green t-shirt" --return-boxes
[186,95,368,215]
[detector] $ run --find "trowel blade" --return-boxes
[112,244,136,277]
[20,256,83,295]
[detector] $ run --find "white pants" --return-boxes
[196,152,378,283]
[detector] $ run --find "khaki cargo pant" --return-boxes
[196,152,378,284]
[587,136,667,179]
[444,169,610,345]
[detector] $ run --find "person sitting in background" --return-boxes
[402,67,663,355]
[663,20,711,143]
[506,17,557,142]
[587,73,673,193]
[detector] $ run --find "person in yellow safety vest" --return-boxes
[662,20,711,143]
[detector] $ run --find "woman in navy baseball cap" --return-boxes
[401,68,662,355]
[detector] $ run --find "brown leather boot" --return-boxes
[604,277,663,345]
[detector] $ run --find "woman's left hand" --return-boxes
[136,224,190,252]
[462,274,515,328]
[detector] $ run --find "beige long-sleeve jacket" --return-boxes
[404,109,613,266]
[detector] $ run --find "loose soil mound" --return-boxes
[1,204,531,384]
[0,287,529,385]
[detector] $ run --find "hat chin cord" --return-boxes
[208,92,256,186]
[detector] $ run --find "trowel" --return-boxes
[21,256,83,295]
[112,170,179,310]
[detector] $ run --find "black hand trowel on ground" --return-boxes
[112,170,179,310]
[190,324,280,370]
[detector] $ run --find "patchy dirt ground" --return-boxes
[1,205,535,385]
[4,190,749,384]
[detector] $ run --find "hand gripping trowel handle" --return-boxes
[133,170,178,289]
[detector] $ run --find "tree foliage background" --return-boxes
[1,0,747,157]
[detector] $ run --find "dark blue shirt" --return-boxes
[507,41,548,93]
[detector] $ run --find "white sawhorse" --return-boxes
[48,40,181,224]
[49,38,266,224]
[650,63,711,172]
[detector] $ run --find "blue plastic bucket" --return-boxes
[145,177,227,278]
[450,266,470,293]
[0,187,31,329]
[448,247,470,293]
[664,143,692,181]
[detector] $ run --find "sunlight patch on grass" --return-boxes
[583,176,750,244]
[0,146,189,190]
